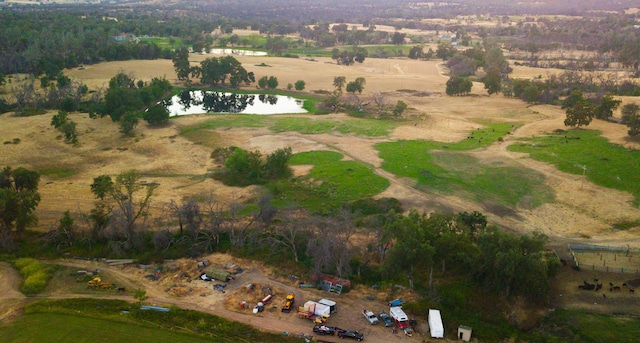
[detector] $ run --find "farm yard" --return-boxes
[2,1,640,342]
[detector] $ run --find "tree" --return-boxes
[61,121,78,144]
[294,80,305,91]
[392,100,408,118]
[564,99,595,128]
[447,54,477,77]
[333,76,346,93]
[173,46,191,81]
[595,94,621,120]
[346,77,366,95]
[51,110,69,129]
[323,92,341,113]
[561,90,585,109]
[119,113,139,135]
[471,230,554,302]
[446,76,472,96]
[264,147,293,179]
[90,170,158,248]
[267,76,279,89]
[258,76,268,89]
[0,167,41,249]
[408,45,424,60]
[621,103,640,136]
[483,66,502,95]
[143,104,170,125]
[134,288,148,304]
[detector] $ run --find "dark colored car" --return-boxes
[378,311,393,327]
[338,329,364,341]
[313,324,336,336]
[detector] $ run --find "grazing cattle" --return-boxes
[594,278,599,282]
[117,287,126,292]
[623,283,628,287]
[603,294,607,298]
[630,289,635,293]
[613,286,621,291]
[609,282,614,287]
[572,265,580,271]
[596,284,602,291]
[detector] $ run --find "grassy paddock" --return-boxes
[508,129,640,205]
[179,115,395,142]
[375,123,553,207]
[272,151,389,211]
[138,36,183,49]
[0,298,298,343]
[534,309,640,342]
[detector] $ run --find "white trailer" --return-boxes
[428,309,444,338]
[303,301,331,317]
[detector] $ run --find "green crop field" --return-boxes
[508,129,640,205]
[138,36,183,49]
[376,123,554,207]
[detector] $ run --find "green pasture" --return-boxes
[138,36,183,49]
[375,123,554,207]
[534,309,640,342]
[271,117,394,136]
[508,129,640,205]
[179,115,395,141]
[0,298,298,343]
[0,313,212,343]
[271,151,389,211]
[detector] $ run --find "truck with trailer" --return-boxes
[428,309,444,338]
[389,306,412,336]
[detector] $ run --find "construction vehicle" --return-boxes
[87,277,113,289]
[282,293,295,313]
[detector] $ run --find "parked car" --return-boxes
[338,329,364,341]
[362,309,379,325]
[378,311,393,327]
[388,298,404,307]
[313,324,337,336]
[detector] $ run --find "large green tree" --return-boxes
[564,99,595,128]
[621,103,640,136]
[0,167,41,249]
[172,47,191,82]
[595,94,621,120]
[446,75,472,96]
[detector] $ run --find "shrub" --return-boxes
[12,258,54,295]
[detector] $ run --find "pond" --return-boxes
[165,90,307,116]
[203,48,267,56]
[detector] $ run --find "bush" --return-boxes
[12,258,54,295]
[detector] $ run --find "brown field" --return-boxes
[3,53,640,253]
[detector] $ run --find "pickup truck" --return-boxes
[362,309,379,325]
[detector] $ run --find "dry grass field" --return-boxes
[3,53,640,252]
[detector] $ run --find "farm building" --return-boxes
[458,325,472,341]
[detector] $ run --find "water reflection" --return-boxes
[166,90,306,116]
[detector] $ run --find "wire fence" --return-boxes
[569,244,640,275]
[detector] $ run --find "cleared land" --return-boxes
[3,54,629,250]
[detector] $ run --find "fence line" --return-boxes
[573,263,640,275]
[568,243,628,252]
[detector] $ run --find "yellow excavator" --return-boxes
[87,277,114,289]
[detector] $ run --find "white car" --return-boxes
[362,309,379,325]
